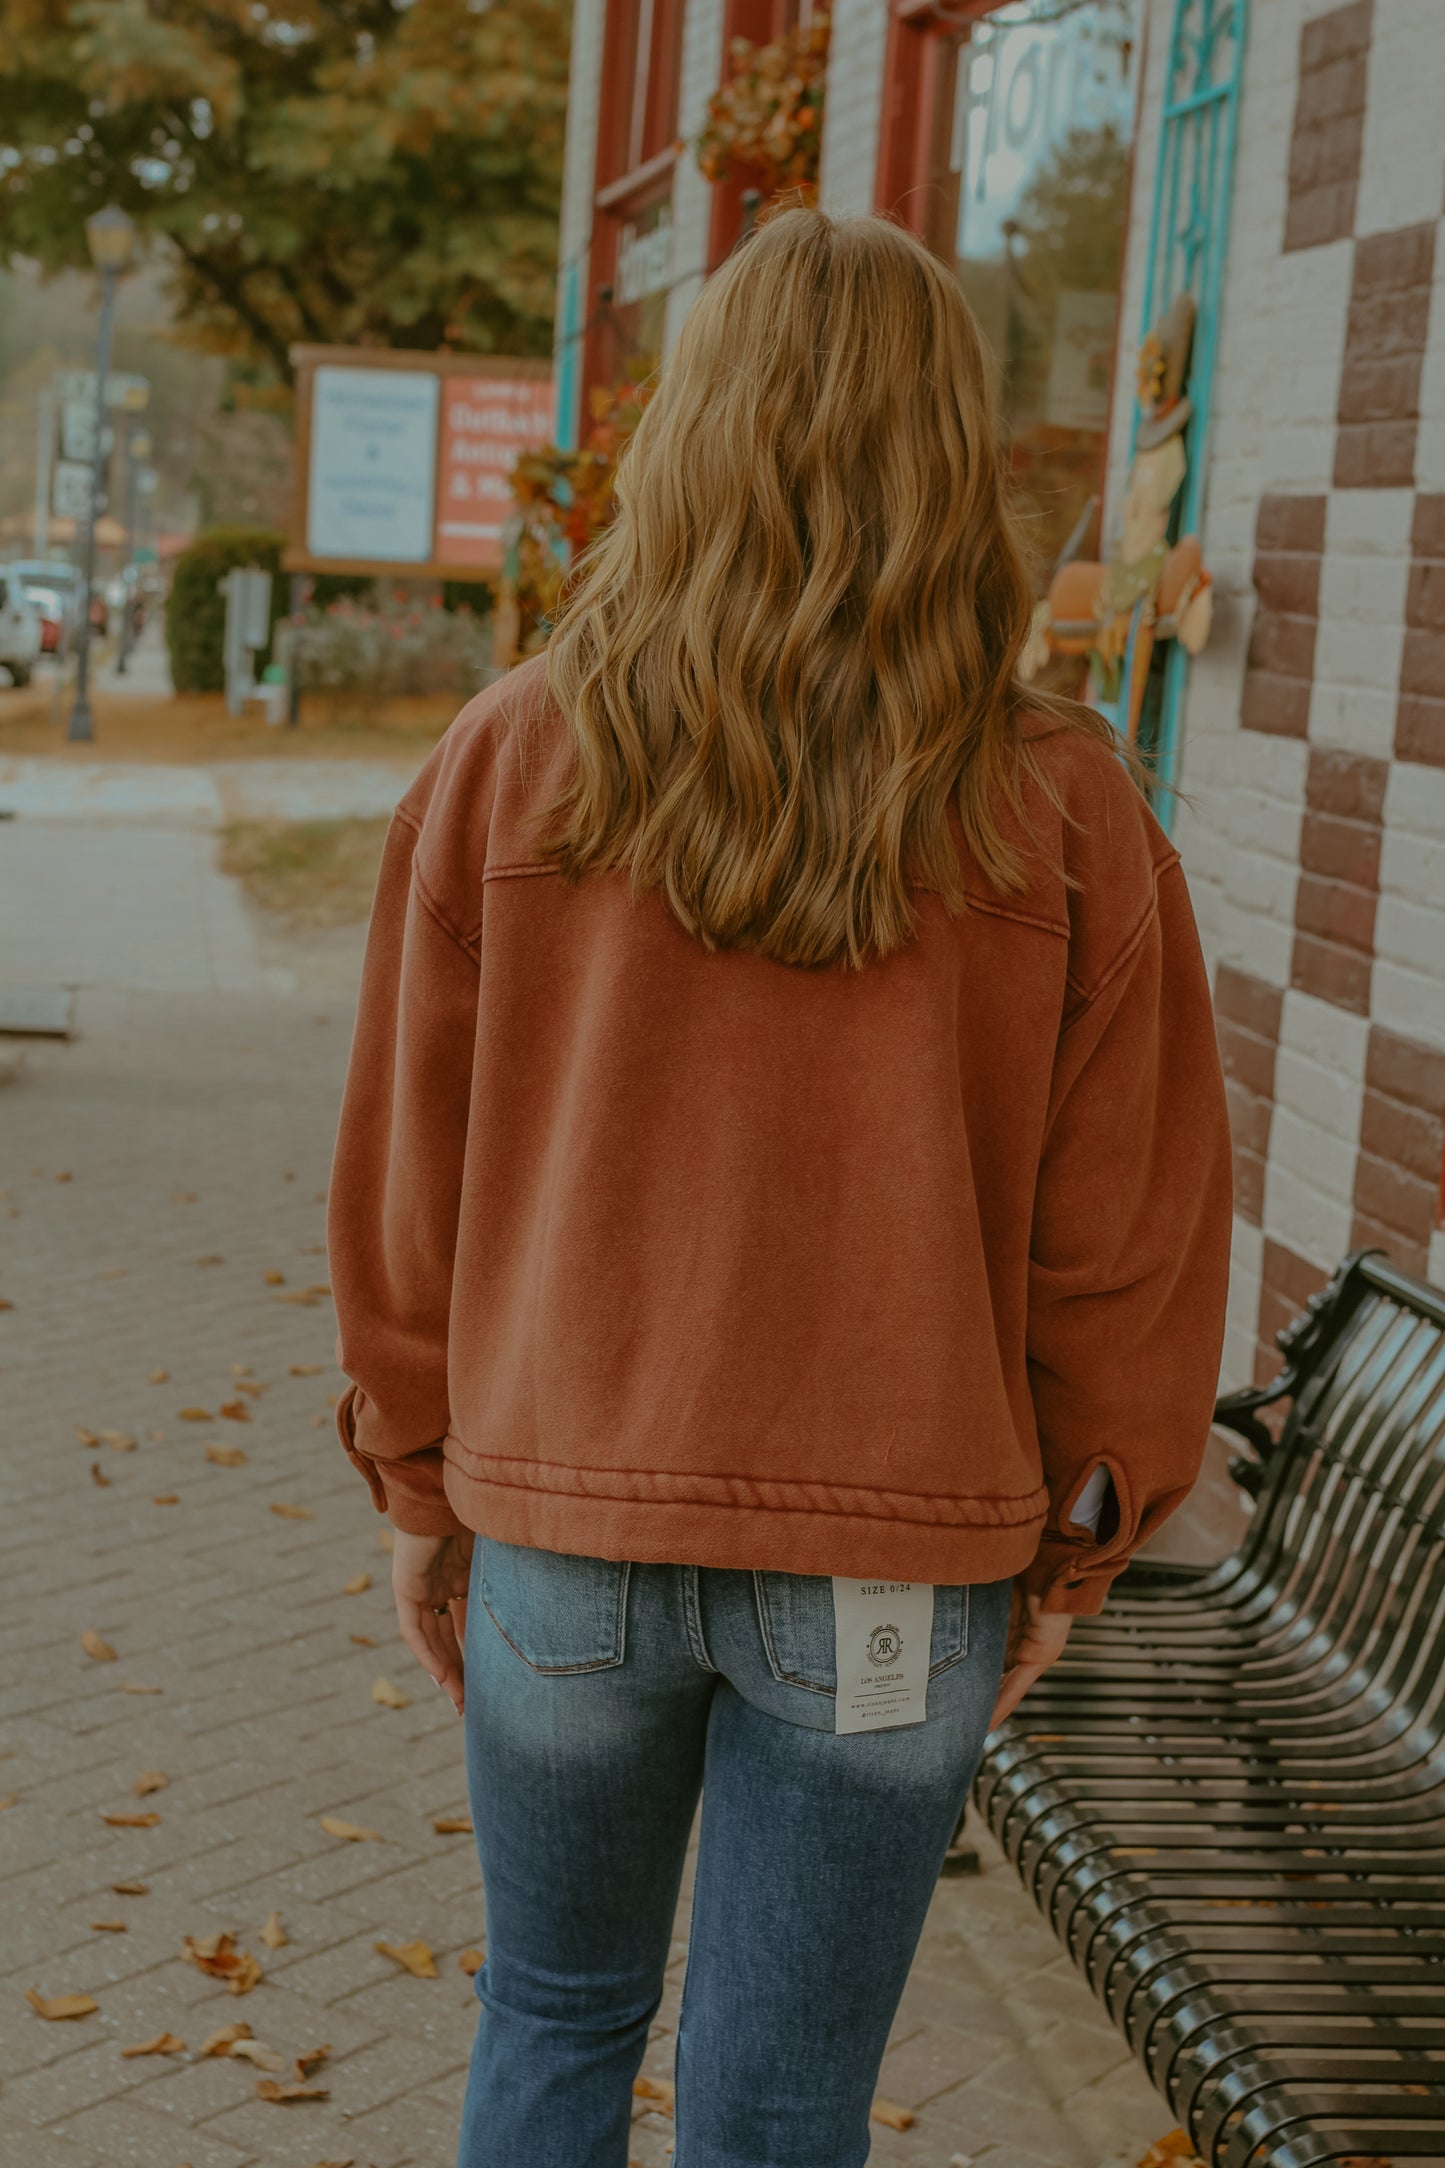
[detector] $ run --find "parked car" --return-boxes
[0,572,42,687]
[8,560,82,653]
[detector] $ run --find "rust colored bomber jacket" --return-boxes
[328,656,1233,1616]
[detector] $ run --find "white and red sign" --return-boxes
[437,375,555,570]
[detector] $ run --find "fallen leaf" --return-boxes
[181,1933,263,1995]
[148,1429,165,1442]
[219,1400,251,1423]
[870,2100,915,2132]
[342,1572,371,1594]
[231,1363,252,1375]
[319,1816,381,1843]
[1134,2139,1207,2168]
[111,1881,149,1895]
[100,1430,136,1451]
[235,1379,266,1398]
[148,1366,169,1384]
[270,1503,313,1520]
[277,1290,319,1306]
[230,2037,287,2071]
[75,1426,100,1445]
[174,1190,197,1203]
[133,1770,168,1797]
[632,2075,674,2113]
[198,2021,253,2057]
[152,1493,180,1506]
[256,2077,329,2103]
[101,1811,161,1828]
[458,1947,485,1976]
[350,1633,375,1647]
[290,1363,324,1377]
[206,1443,247,1468]
[264,1271,286,1285]
[121,2031,186,2057]
[177,1408,212,1422]
[90,1463,111,1488]
[26,1989,99,2021]
[433,1815,471,1835]
[258,1909,288,1950]
[90,1920,127,1932]
[374,1939,436,1978]
[0,1794,16,1810]
[294,2043,331,2076]
[100,1267,127,1279]
[371,1677,410,1710]
[304,2159,354,2168]
[0,1298,13,1310]
[196,1254,224,1267]
[81,1630,116,1662]
[56,1170,73,1182]
[120,1681,162,1695]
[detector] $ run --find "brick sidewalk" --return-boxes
[0,940,1174,2168]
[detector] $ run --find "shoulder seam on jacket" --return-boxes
[1062,848,1181,1027]
[413,865,482,964]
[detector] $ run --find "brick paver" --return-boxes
[0,812,1174,2168]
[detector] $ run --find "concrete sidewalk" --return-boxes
[0,806,1176,2168]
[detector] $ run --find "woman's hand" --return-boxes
[392,1529,474,1716]
[988,1586,1073,1730]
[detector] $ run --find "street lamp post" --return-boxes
[67,204,136,744]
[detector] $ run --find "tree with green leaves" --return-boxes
[0,0,569,393]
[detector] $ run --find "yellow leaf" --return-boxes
[90,1463,111,1488]
[295,2042,331,2076]
[264,1270,286,1285]
[148,1366,169,1384]
[133,1770,167,1797]
[198,2021,253,2057]
[181,1933,263,1995]
[433,1815,471,1835]
[350,1633,375,1647]
[75,1426,99,1445]
[870,2100,915,2132]
[319,1816,381,1843]
[290,1363,324,1376]
[343,1572,371,1595]
[219,1400,251,1422]
[90,1920,127,1932]
[458,1947,485,1976]
[235,1379,266,1398]
[119,1681,162,1695]
[206,1443,247,1468]
[255,2077,330,2103]
[111,1880,149,1895]
[151,1494,180,1506]
[101,1811,161,1828]
[100,1430,136,1451]
[374,1939,437,1978]
[259,1909,288,1950]
[230,2037,287,2071]
[0,1794,16,1810]
[81,1630,116,1661]
[177,1408,212,1422]
[632,2075,674,2113]
[270,1503,314,1520]
[371,1677,410,1710]
[121,2031,186,2057]
[26,1989,99,2021]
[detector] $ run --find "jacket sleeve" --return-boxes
[1020,856,1233,1615]
[327,806,479,1537]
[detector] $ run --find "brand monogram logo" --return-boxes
[867,1623,901,1667]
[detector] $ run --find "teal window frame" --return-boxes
[1131,0,1249,812]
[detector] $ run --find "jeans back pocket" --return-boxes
[754,1573,969,1696]
[479,1540,630,1674]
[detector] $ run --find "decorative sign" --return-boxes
[306,366,440,564]
[52,460,95,522]
[437,375,555,568]
[616,205,673,307]
[53,369,150,413]
[288,347,553,583]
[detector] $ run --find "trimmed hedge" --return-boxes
[167,527,287,694]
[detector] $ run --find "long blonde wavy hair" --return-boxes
[544,207,1109,968]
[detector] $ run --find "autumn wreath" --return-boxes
[695,12,830,198]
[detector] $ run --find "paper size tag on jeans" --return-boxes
[831,1579,934,1734]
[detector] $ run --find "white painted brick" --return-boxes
[1428,1226,1445,1292]
[1223,1217,1265,1390]
[664,0,725,351]
[1279,986,1372,1078]
[1307,684,1399,759]
[1355,0,1445,236]
[1262,1153,1358,1271]
[1325,489,1417,559]
[1384,758,1445,843]
[817,0,889,217]
[1312,611,1406,700]
[1372,956,1445,1054]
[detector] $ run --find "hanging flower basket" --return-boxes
[695,12,829,199]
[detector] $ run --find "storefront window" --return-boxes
[952,0,1139,571]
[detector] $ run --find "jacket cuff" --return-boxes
[1017,1532,1125,1615]
[334,1385,467,1538]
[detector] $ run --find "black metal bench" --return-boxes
[975,1249,1445,2168]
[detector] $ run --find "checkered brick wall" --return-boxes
[1115,0,1445,1382]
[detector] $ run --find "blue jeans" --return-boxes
[458,1541,1012,2168]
